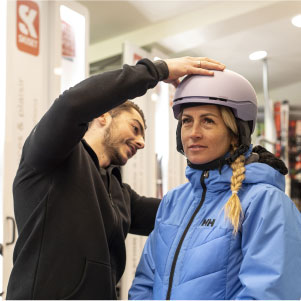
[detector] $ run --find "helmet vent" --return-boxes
[209,97,228,102]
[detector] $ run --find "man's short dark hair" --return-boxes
[88,100,146,129]
[109,100,147,129]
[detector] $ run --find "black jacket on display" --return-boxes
[6,59,167,299]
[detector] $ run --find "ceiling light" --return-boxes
[249,50,267,61]
[292,15,301,28]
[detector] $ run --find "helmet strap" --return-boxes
[187,144,249,173]
[176,120,185,155]
[236,119,251,146]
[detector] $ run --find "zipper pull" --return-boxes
[109,192,115,207]
[200,170,209,189]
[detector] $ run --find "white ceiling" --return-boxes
[78,0,301,105]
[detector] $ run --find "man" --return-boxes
[6,57,226,299]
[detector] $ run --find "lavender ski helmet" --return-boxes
[173,70,257,133]
[173,70,258,157]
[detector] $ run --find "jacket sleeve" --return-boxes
[128,191,169,299]
[23,59,168,172]
[124,183,160,236]
[236,186,301,300]
[128,224,156,300]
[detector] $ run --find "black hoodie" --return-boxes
[6,59,168,299]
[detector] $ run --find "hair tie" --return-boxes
[232,190,238,194]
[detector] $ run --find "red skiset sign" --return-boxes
[16,0,40,56]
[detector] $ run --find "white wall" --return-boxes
[0,0,8,296]
[257,80,301,106]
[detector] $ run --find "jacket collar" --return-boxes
[185,145,285,193]
[82,139,123,185]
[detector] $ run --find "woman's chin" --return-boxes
[187,155,210,165]
[190,161,209,165]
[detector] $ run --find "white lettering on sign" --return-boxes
[18,34,38,48]
[16,1,39,56]
[18,4,38,38]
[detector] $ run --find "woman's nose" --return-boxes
[190,124,202,138]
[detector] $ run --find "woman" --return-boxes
[129,70,301,300]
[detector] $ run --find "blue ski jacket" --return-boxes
[129,158,301,300]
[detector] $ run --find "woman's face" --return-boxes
[181,104,233,165]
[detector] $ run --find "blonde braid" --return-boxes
[224,146,246,234]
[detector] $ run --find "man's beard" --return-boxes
[103,123,127,166]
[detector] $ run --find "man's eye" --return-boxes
[132,125,139,133]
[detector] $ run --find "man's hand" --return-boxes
[163,56,226,87]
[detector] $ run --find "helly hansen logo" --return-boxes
[16,0,40,56]
[201,218,216,227]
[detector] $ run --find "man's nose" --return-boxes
[135,135,145,149]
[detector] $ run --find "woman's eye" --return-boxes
[182,118,191,124]
[204,117,214,124]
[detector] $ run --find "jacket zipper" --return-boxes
[107,172,119,245]
[107,172,114,208]
[166,170,209,300]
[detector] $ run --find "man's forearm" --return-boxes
[23,59,167,171]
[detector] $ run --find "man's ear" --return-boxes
[96,112,112,127]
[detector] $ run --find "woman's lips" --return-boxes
[188,145,207,149]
